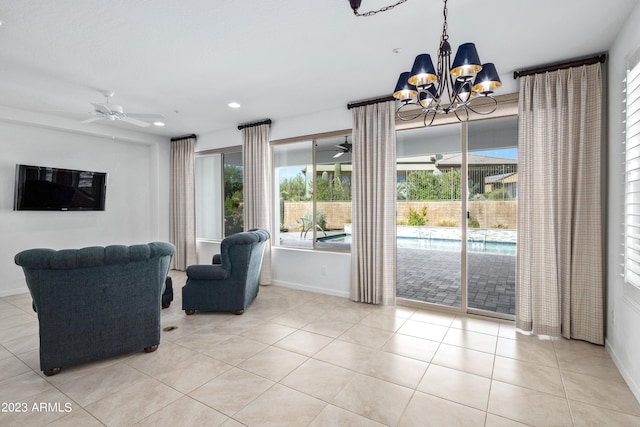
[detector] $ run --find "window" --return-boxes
[273,135,352,250]
[624,48,640,300]
[195,149,243,240]
[222,151,244,236]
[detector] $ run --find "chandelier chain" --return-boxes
[441,0,449,41]
[354,0,409,16]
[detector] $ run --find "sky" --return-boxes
[278,147,518,181]
[472,148,517,159]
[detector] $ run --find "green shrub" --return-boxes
[407,206,428,226]
[302,209,327,230]
[486,188,512,200]
[437,219,457,227]
[468,215,480,228]
[491,223,510,229]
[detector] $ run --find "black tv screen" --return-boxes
[14,164,107,211]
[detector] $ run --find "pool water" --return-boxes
[317,234,516,255]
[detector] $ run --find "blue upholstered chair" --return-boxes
[182,229,270,315]
[14,242,175,376]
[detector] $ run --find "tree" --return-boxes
[279,174,308,201]
[223,165,244,235]
[405,169,461,200]
[439,169,462,200]
[311,164,352,201]
[223,165,243,198]
[406,171,440,200]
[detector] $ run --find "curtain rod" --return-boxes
[237,118,272,130]
[170,133,197,142]
[347,95,395,110]
[513,54,607,79]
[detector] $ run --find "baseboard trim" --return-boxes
[0,286,28,298]
[606,338,640,403]
[271,280,350,299]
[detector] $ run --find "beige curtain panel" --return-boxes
[169,135,197,271]
[242,123,273,285]
[517,63,604,344]
[350,101,397,305]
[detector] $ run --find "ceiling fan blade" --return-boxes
[80,116,103,124]
[333,151,345,158]
[335,144,347,150]
[120,116,151,127]
[127,113,165,120]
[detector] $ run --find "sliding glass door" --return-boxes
[467,117,517,316]
[396,125,463,310]
[396,116,517,318]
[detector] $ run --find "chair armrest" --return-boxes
[186,264,230,280]
[212,254,221,264]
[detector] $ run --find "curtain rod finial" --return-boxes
[237,118,272,131]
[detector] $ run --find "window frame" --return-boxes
[624,46,640,308]
[272,129,352,252]
[195,145,243,242]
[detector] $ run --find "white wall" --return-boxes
[1,112,170,296]
[272,248,351,297]
[195,107,353,152]
[607,0,640,401]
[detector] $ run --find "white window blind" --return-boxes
[625,51,640,289]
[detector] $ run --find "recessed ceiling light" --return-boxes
[228,102,241,109]
[153,121,165,127]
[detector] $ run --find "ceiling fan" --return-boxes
[81,90,165,128]
[333,136,352,158]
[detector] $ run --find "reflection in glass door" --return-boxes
[396,125,462,310]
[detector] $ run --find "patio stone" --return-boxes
[397,248,516,315]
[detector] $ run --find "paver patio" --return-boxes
[397,247,516,315]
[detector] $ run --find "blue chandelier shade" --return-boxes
[451,42,483,78]
[393,72,418,101]
[472,63,502,94]
[408,54,437,87]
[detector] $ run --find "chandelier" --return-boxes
[391,0,502,126]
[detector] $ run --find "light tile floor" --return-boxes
[1,271,639,426]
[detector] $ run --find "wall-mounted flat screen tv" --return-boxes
[14,164,107,211]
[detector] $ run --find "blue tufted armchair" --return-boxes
[14,242,175,376]
[182,229,270,315]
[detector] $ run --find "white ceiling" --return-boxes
[0,0,637,138]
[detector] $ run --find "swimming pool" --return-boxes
[317,234,516,255]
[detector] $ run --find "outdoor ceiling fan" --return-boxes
[333,136,352,158]
[81,90,165,127]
